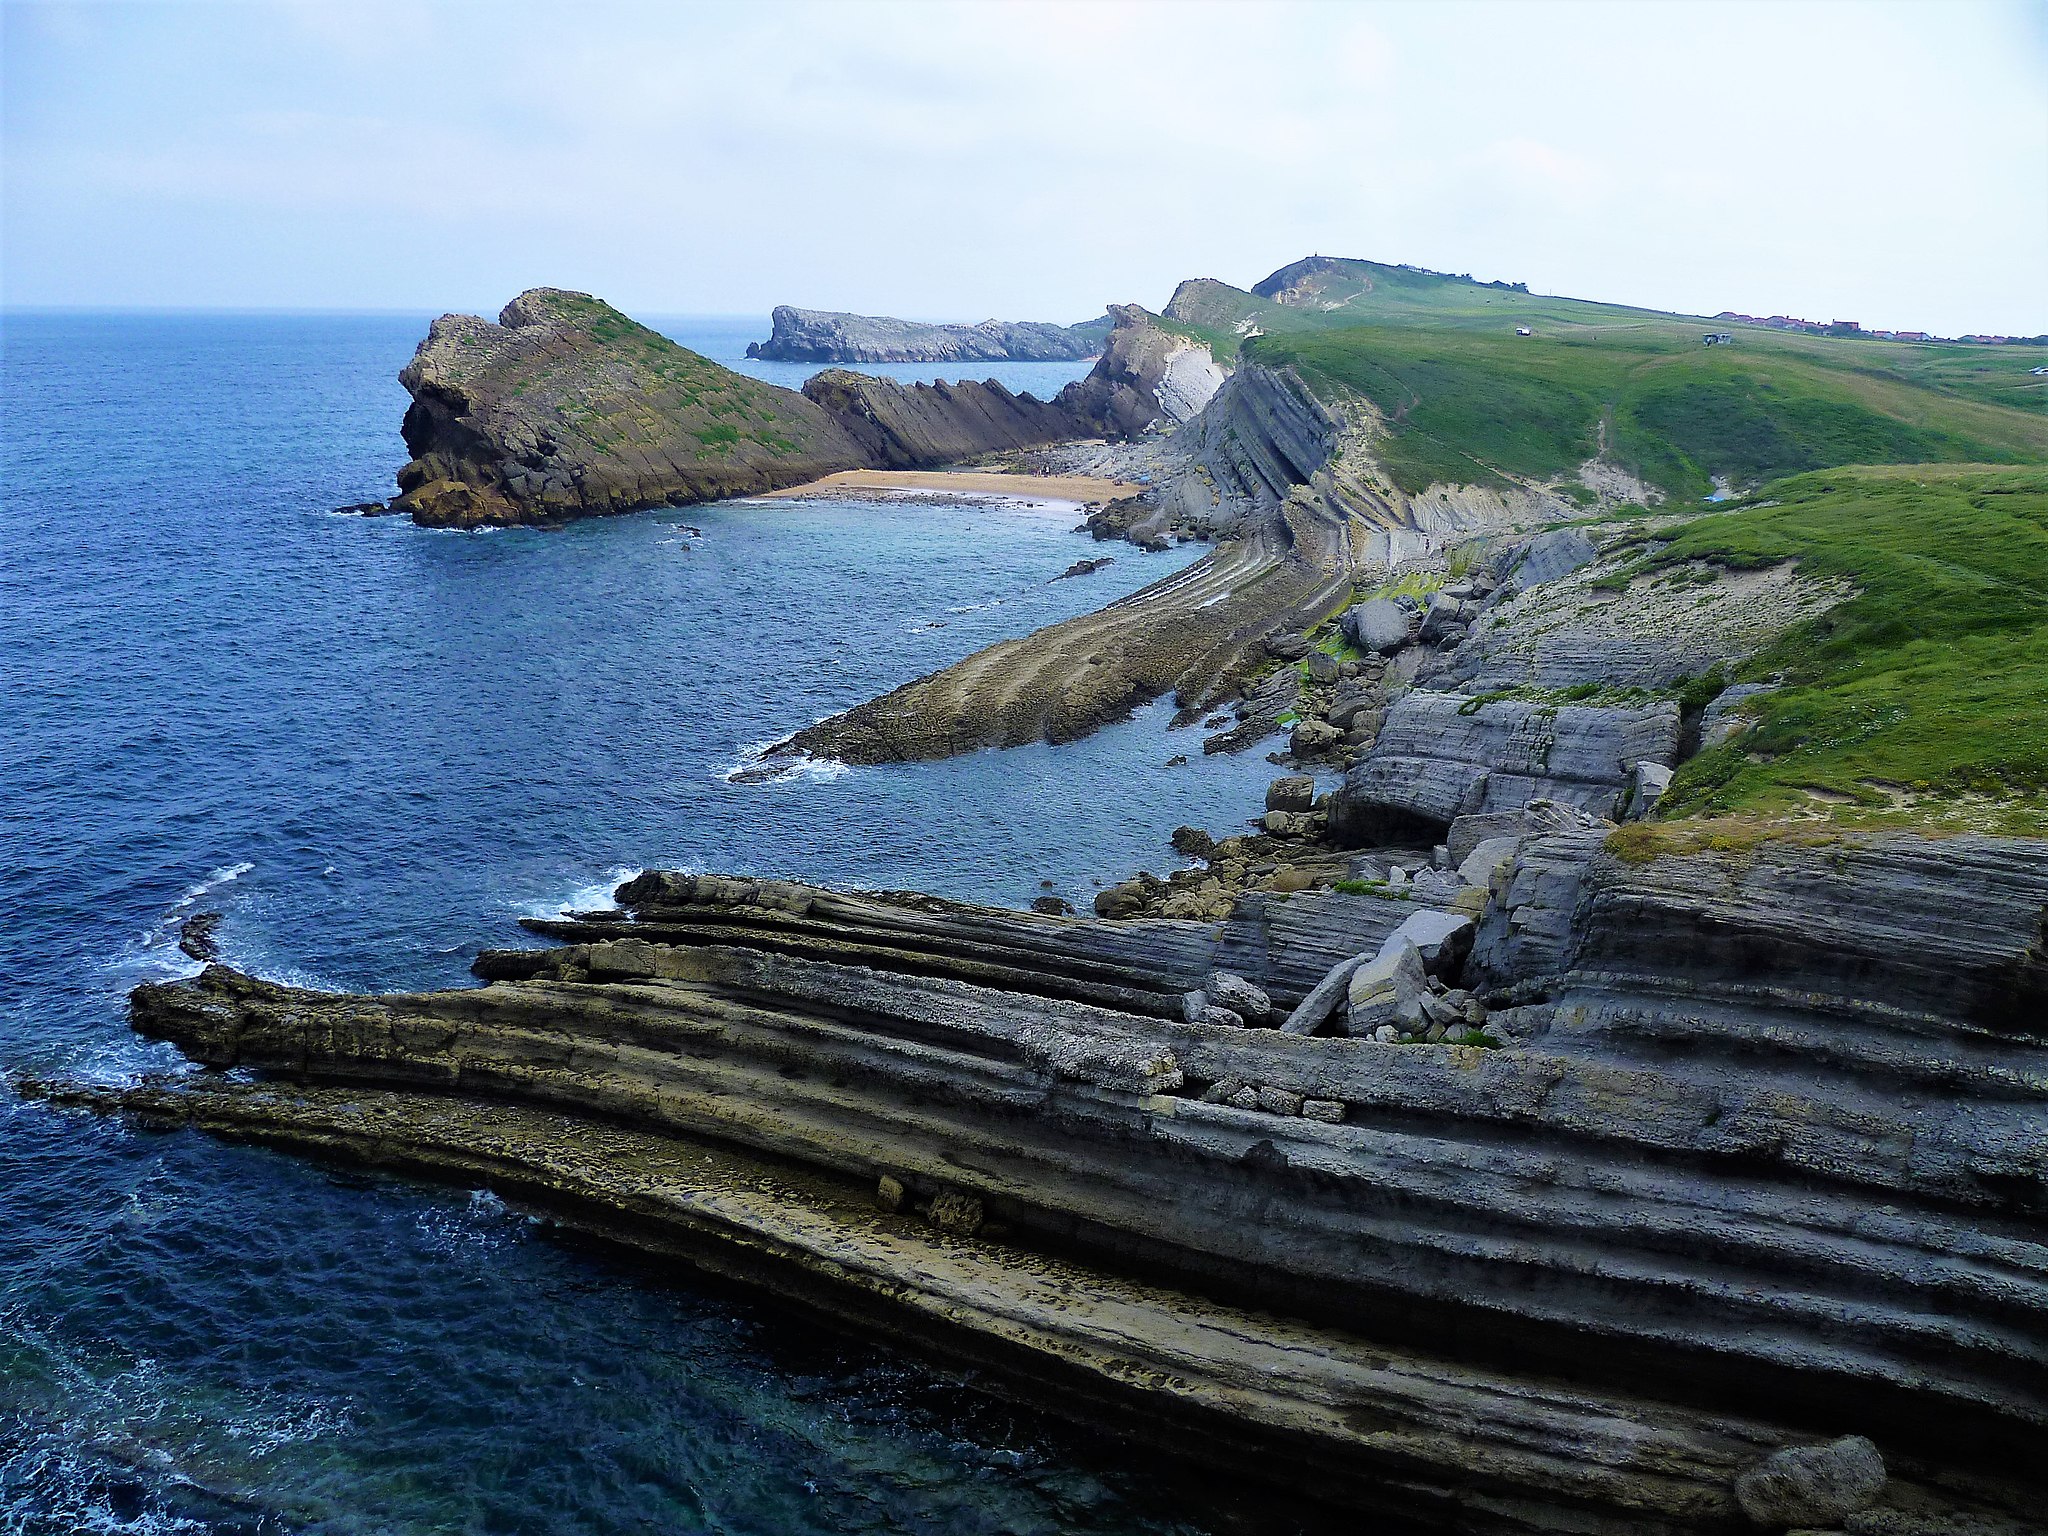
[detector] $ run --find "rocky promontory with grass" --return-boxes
[747,303,1113,363]
[389,288,1094,528]
[44,256,2048,1534]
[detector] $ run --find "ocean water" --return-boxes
[0,313,1285,1534]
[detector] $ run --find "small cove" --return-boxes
[0,312,1279,1533]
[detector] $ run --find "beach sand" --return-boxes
[758,468,1141,504]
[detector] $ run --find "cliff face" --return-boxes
[1055,304,1225,437]
[798,370,1085,467]
[391,289,1094,528]
[393,289,869,527]
[747,304,1109,363]
[47,829,2048,1534]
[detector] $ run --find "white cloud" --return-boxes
[2,0,2042,334]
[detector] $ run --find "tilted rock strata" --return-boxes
[1330,691,1681,844]
[390,289,1089,528]
[797,370,1085,468]
[1054,305,1226,437]
[747,305,1108,363]
[64,834,2048,1532]
[788,362,1366,764]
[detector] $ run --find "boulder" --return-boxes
[1283,953,1373,1035]
[1622,760,1673,821]
[1291,719,1342,755]
[1255,1086,1304,1116]
[1171,826,1217,858]
[1733,1436,1886,1528]
[926,1189,985,1237]
[1378,909,1475,976]
[1182,990,1245,1029]
[1305,651,1341,685]
[1510,528,1599,589]
[1093,878,1152,919]
[1446,811,1528,865]
[1457,835,1523,891]
[1345,940,1429,1034]
[1263,630,1313,661]
[1418,592,1473,644]
[1030,895,1075,916]
[1262,810,1317,838]
[1300,1098,1346,1124]
[1325,688,1382,732]
[1343,597,1415,655]
[1205,970,1273,1023]
[1265,775,1316,812]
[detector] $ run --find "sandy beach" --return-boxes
[757,468,1141,503]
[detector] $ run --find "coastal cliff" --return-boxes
[390,289,1092,528]
[41,828,2048,1535]
[747,304,1111,363]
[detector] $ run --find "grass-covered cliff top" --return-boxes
[417,288,844,464]
[1633,464,2048,837]
[1167,257,2046,502]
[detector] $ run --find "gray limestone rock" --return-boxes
[1379,909,1475,975]
[1458,835,1524,891]
[1205,971,1273,1023]
[1329,692,1679,845]
[1182,990,1245,1030]
[1701,682,1780,748]
[1622,760,1674,820]
[1345,939,1429,1033]
[1266,775,1316,812]
[1343,597,1416,655]
[1510,528,1599,588]
[1734,1436,1886,1527]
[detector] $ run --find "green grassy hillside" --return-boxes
[1164,257,2047,501]
[1632,465,2048,835]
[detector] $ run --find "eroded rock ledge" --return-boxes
[37,833,2048,1535]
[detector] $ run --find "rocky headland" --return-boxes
[747,304,1112,363]
[44,258,2048,1534]
[388,288,1093,528]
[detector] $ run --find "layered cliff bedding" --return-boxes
[42,841,2048,1535]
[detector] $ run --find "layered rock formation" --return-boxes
[747,305,1110,363]
[389,289,1090,528]
[1054,305,1227,437]
[787,362,1357,764]
[1329,692,1680,844]
[40,833,2048,1535]
[798,370,1083,467]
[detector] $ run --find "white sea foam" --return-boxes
[516,864,644,920]
[722,739,850,787]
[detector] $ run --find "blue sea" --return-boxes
[0,312,1286,1534]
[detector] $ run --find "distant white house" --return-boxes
[1516,326,1532,336]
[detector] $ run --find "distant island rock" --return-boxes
[747,304,1112,363]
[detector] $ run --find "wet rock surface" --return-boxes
[39,820,2048,1534]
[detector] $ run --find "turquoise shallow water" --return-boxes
[0,313,1288,1533]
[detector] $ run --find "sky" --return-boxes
[4,0,2045,334]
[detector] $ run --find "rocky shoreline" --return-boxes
[37,261,2047,1533]
[33,817,2048,1533]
